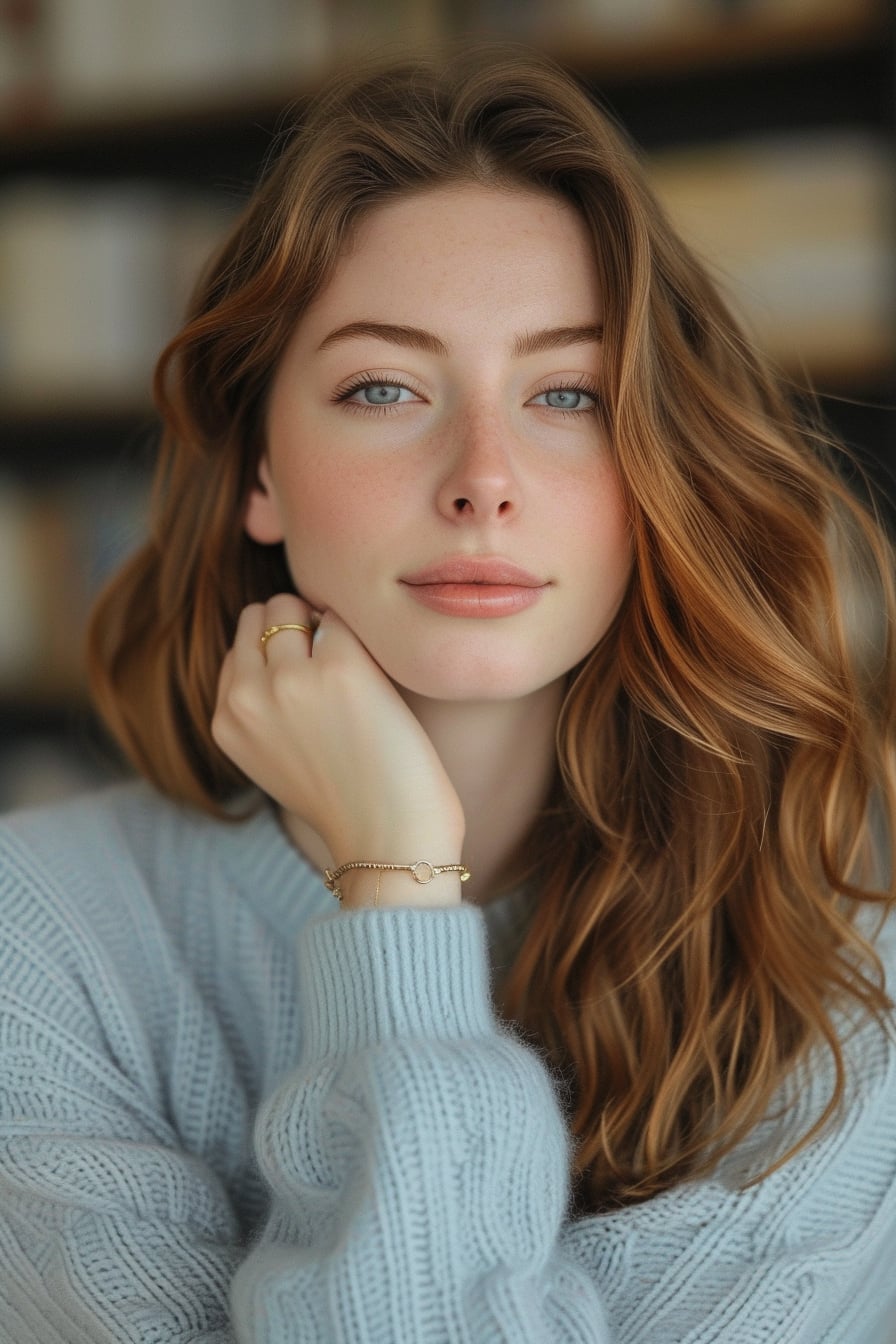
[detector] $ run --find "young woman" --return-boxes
[1,40,895,1343]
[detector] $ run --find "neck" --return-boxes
[282,679,564,907]
[398,681,563,904]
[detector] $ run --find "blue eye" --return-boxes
[332,376,421,415]
[352,382,409,406]
[534,387,597,412]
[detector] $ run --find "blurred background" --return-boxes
[1,0,894,810]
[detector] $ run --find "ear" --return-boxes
[244,454,285,545]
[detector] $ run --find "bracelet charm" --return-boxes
[323,859,471,908]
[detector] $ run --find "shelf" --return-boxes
[771,350,896,396]
[1,390,154,420]
[2,402,159,474]
[0,694,126,810]
[547,0,886,79]
[0,689,88,727]
[0,2,886,160]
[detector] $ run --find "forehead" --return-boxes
[350,180,584,237]
[305,182,602,327]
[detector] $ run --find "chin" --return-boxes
[398,679,534,704]
[383,648,570,705]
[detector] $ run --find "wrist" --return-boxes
[327,858,469,911]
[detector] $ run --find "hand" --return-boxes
[211,595,466,908]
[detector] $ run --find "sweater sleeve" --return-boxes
[232,905,896,1344]
[232,905,609,1342]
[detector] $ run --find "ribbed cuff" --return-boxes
[296,904,497,1062]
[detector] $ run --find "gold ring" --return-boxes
[260,623,313,653]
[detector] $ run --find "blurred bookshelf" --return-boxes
[1,0,894,810]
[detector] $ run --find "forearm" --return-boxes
[232,902,607,1343]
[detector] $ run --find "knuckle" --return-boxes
[268,665,302,705]
[266,593,305,620]
[237,602,264,629]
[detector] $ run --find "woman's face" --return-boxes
[246,182,632,703]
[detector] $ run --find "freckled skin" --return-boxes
[246,182,633,704]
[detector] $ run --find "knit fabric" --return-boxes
[0,779,894,1343]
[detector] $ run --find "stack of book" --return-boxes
[0,186,235,408]
[651,130,895,381]
[0,0,877,122]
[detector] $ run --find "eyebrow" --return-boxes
[316,320,603,358]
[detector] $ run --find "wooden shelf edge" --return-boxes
[547,0,886,80]
[0,689,91,722]
[0,396,156,426]
[0,2,886,154]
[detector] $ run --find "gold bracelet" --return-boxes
[323,859,471,908]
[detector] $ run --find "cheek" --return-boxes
[276,455,392,594]
[579,481,633,647]
[573,459,632,576]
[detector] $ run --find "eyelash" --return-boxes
[550,379,601,415]
[330,372,601,418]
[333,373,427,413]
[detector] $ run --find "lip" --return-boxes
[401,556,546,587]
[400,555,549,618]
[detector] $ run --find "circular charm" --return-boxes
[411,860,436,884]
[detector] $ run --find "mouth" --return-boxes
[400,556,549,618]
[401,556,546,587]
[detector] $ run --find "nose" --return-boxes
[435,408,520,523]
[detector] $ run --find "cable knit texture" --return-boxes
[0,779,894,1343]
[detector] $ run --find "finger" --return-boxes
[213,608,264,749]
[230,602,267,674]
[260,593,315,665]
[215,607,268,733]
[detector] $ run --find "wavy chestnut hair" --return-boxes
[88,40,896,1214]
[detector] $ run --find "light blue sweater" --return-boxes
[0,779,894,1343]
